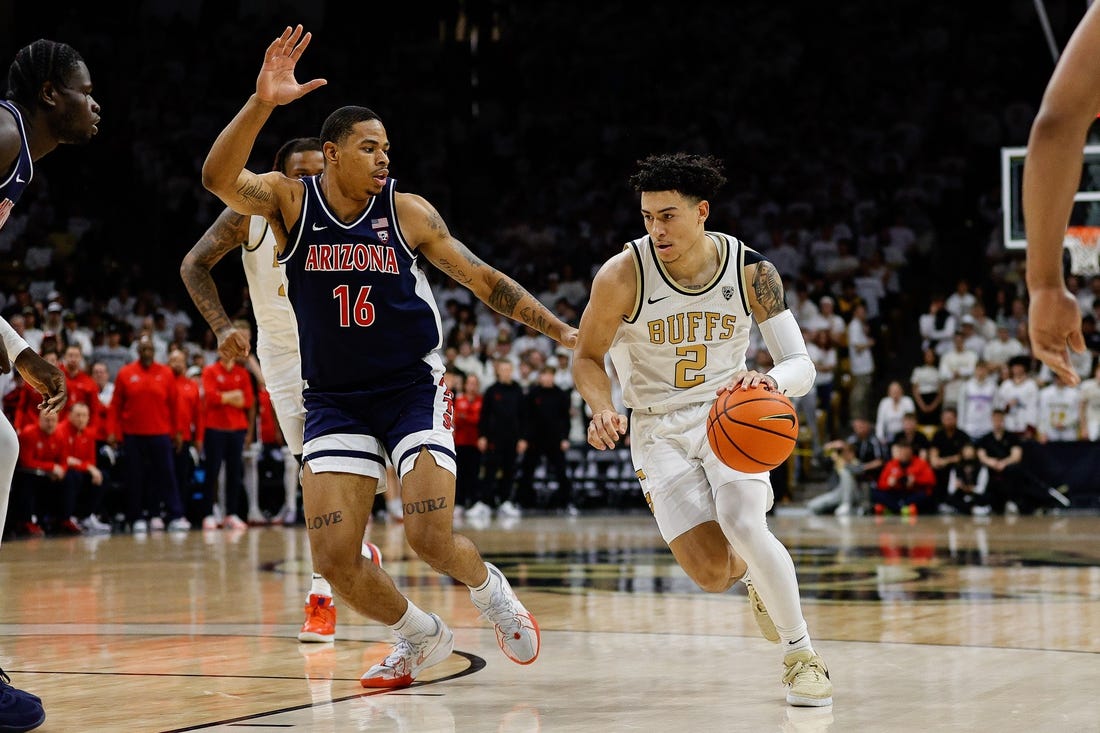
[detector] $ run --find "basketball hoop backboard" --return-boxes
[1002,144,1100,250]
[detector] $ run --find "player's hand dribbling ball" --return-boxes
[707,385,798,472]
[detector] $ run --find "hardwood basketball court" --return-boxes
[1,511,1097,731]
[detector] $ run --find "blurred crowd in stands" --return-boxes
[2,1,1096,536]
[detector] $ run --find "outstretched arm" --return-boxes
[573,252,635,449]
[201,25,326,218]
[1024,3,1100,383]
[400,193,577,347]
[180,207,252,360]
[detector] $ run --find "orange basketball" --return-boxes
[706,385,798,472]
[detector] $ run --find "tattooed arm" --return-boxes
[743,260,815,397]
[398,192,578,348]
[180,207,253,360]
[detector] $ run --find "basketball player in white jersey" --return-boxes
[574,154,832,706]
[1024,1,1100,382]
[181,137,382,644]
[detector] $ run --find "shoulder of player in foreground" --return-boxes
[0,111,21,169]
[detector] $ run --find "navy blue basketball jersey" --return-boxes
[279,176,444,391]
[0,100,34,231]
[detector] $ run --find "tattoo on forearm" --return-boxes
[519,305,553,335]
[306,510,343,529]
[181,212,249,335]
[752,261,786,317]
[435,257,474,285]
[404,496,448,515]
[236,180,273,204]
[488,278,524,314]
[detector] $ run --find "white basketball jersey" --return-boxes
[609,233,753,412]
[242,216,299,353]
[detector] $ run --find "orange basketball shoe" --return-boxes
[298,542,383,643]
[299,595,337,643]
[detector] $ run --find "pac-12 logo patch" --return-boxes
[722,286,735,300]
[378,230,389,243]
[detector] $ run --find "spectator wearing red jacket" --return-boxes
[874,441,937,515]
[61,344,98,424]
[14,411,74,535]
[452,372,483,513]
[56,402,109,533]
[201,354,254,529]
[169,349,202,516]
[110,337,188,532]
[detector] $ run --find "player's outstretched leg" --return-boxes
[299,541,382,643]
[468,562,540,664]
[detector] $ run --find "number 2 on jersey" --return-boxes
[333,284,375,327]
[674,345,707,388]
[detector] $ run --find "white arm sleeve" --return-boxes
[0,317,29,362]
[759,309,816,398]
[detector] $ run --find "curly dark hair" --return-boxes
[629,153,727,201]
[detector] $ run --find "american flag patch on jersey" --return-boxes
[371,217,389,230]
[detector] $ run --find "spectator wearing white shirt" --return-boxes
[956,361,998,440]
[875,381,916,443]
[911,347,944,426]
[996,356,1039,438]
[919,294,955,354]
[1077,361,1100,440]
[955,316,987,356]
[816,296,847,347]
[945,278,977,320]
[807,330,838,436]
[1037,373,1081,443]
[939,332,978,409]
[60,312,93,357]
[982,324,1026,370]
[969,303,998,342]
[847,304,875,421]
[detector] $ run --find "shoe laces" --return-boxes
[783,656,828,686]
[478,586,525,637]
[747,585,768,616]
[305,597,331,621]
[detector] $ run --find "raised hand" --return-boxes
[256,25,327,106]
[14,348,67,414]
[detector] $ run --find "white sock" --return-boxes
[309,573,333,601]
[468,562,500,604]
[715,478,815,657]
[389,600,437,638]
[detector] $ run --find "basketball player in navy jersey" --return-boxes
[182,136,384,645]
[0,38,100,731]
[202,26,576,688]
[1024,2,1100,384]
[574,154,832,706]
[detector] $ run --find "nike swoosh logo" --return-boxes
[311,223,327,231]
[15,176,25,183]
[647,295,670,304]
[788,635,807,646]
[760,413,797,428]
